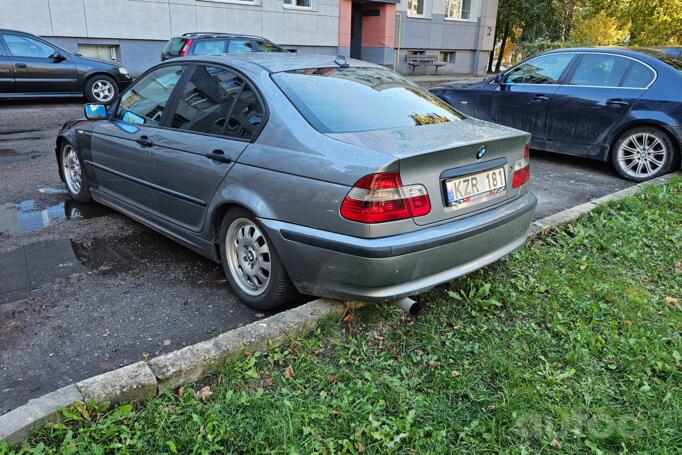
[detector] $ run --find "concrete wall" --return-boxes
[0,0,340,74]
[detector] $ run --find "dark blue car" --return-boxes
[430,48,682,181]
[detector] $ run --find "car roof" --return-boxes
[174,52,383,74]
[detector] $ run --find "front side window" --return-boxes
[622,61,656,88]
[170,65,244,136]
[445,0,471,19]
[228,40,255,54]
[4,34,55,58]
[192,40,227,56]
[283,0,311,7]
[569,54,630,87]
[116,65,184,126]
[505,53,574,85]
[407,0,424,16]
[273,66,464,133]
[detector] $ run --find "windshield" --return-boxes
[272,67,464,133]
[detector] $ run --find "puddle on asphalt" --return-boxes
[0,148,42,164]
[0,199,112,234]
[38,188,68,194]
[0,233,223,305]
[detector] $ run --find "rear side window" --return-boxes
[170,65,245,136]
[272,67,463,133]
[116,65,185,126]
[569,54,630,87]
[227,40,255,53]
[622,61,656,88]
[192,40,227,56]
[223,83,265,140]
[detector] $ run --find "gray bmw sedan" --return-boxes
[55,53,536,310]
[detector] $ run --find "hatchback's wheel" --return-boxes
[85,75,118,104]
[219,209,298,310]
[61,142,91,203]
[612,127,674,182]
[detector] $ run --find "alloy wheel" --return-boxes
[225,218,272,296]
[62,145,82,195]
[616,132,668,179]
[92,80,115,103]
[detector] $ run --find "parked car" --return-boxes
[55,54,535,310]
[430,48,682,182]
[161,32,285,61]
[0,29,132,104]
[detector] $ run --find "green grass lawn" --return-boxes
[3,178,681,454]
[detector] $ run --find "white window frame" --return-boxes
[407,0,426,18]
[283,0,313,9]
[445,0,474,21]
[202,0,261,6]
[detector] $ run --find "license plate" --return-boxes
[445,167,506,208]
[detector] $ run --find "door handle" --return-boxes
[606,99,629,107]
[207,149,232,164]
[135,136,154,147]
[14,63,27,69]
[531,94,550,102]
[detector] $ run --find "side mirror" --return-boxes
[84,103,107,120]
[50,52,66,62]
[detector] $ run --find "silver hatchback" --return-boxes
[56,53,536,310]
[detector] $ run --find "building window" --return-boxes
[407,0,425,17]
[445,0,471,20]
[440,51,455,63]
[284,0,311,7]
[78,44,118,61]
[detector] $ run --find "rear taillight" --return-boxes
[511,145,530,189]
[340,172,431,223]
[180,39,193,57]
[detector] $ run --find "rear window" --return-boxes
[164,37,187,56]
[272,67,464,133]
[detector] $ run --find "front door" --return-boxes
[1,33,78,93]
[493,53,575,149]
[149,64,260,232]
[545,53,651,157]
[0,39,14,93]
[89,64,186,212]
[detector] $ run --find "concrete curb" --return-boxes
[2,173,679,446]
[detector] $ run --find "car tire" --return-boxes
[219,208,298,310]
[84,75,118,104]
[611,127,675,182]
[60,142,92,203]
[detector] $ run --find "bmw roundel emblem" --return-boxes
[477,145,487,160]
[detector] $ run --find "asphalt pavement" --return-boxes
[0,99,635,415]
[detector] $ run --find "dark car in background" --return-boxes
[161,32,286,61]
[431,48,682,182]
[0,29,132,104]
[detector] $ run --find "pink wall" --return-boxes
[338,0,352,48]
[361,3,396,48]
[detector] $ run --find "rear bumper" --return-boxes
[260,192,537,301]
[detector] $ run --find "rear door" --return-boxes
[493,53,576,148]
[544,53,653,157]
[89,64,186,212]
[2,32,78,93]
[148,64,261,232]
[0,36,15,93]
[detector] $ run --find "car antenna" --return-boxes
[335,55,350,68]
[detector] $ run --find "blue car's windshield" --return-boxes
[272,67,464,133]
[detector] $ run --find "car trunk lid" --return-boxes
[327,118,530,225]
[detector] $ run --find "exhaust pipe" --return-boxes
[392,297,423,316]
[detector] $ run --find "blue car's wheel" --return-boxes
[612,127,674,182]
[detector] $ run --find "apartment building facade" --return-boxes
[0,0,497,75]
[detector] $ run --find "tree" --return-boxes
[571,11,630,46]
